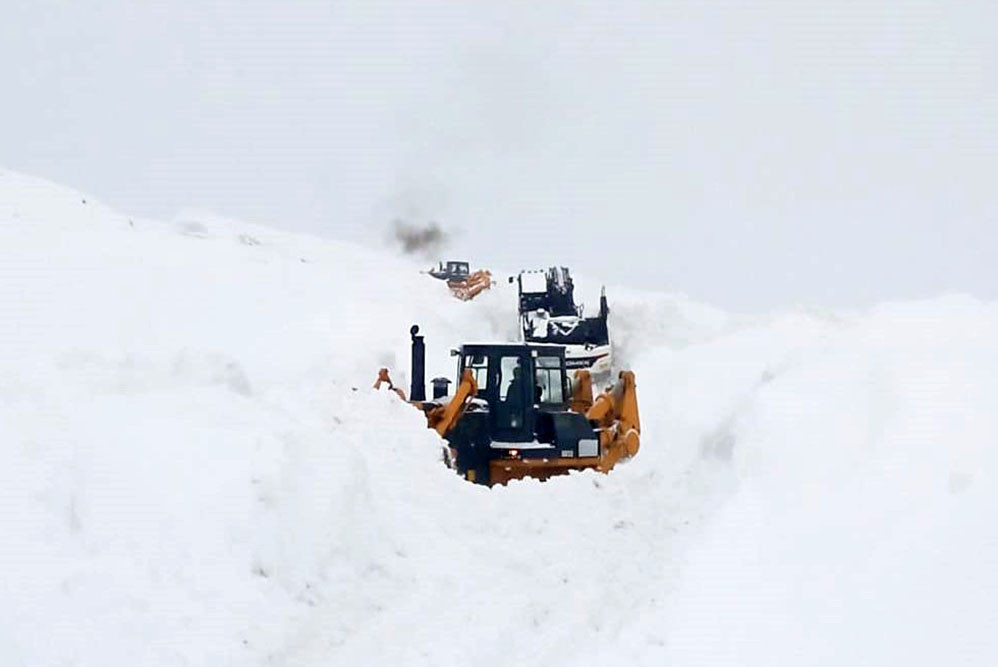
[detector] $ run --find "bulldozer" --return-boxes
[427,260,493,301]
[375,326,640,486]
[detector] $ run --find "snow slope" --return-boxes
[2,169,996,666]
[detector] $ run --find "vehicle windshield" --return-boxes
[534,355,565,404]
[500,356,524,400]
[520,272,547,294]
[463,353,489,390]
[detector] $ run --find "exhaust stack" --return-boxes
[409,325,426,402]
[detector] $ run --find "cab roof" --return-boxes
[458,342,565,353]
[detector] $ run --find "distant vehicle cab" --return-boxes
[429,260,471,282]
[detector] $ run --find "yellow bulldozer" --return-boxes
[427,261,493,301]
[375,326,640,486]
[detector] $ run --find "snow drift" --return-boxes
[1,169,996,666]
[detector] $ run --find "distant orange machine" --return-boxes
[427,260,493,301]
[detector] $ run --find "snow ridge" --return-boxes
[1,169,996,666]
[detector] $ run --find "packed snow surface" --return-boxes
[2,169,996,666]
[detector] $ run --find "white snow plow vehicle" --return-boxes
[511,267,612,376]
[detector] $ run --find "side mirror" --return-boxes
[450,348,460,357]
[508,276,515,284]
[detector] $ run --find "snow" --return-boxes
[2,168,997,666]
[520,271,548,294]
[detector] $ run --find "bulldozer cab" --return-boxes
[430,260,470,282]
[447,261,470,278]
[457,343,569,443]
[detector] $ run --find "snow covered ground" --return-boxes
[2,168,996,666]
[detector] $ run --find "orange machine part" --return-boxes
[425,369,478,436]
[374,368,407,400]
[490,370,640,485]
[448,270,493,301]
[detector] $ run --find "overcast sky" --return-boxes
[3,0,995,311]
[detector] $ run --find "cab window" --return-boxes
[535,356,565,404]
[499,356,525,401]
[463,353,489,390]
[497,355,527,428]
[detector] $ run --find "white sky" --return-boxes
[2,0,995,310]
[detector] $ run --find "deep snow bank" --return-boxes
[2,169,997,666]
[655,297,998,665]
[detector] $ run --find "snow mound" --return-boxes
[2,169,996,666]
